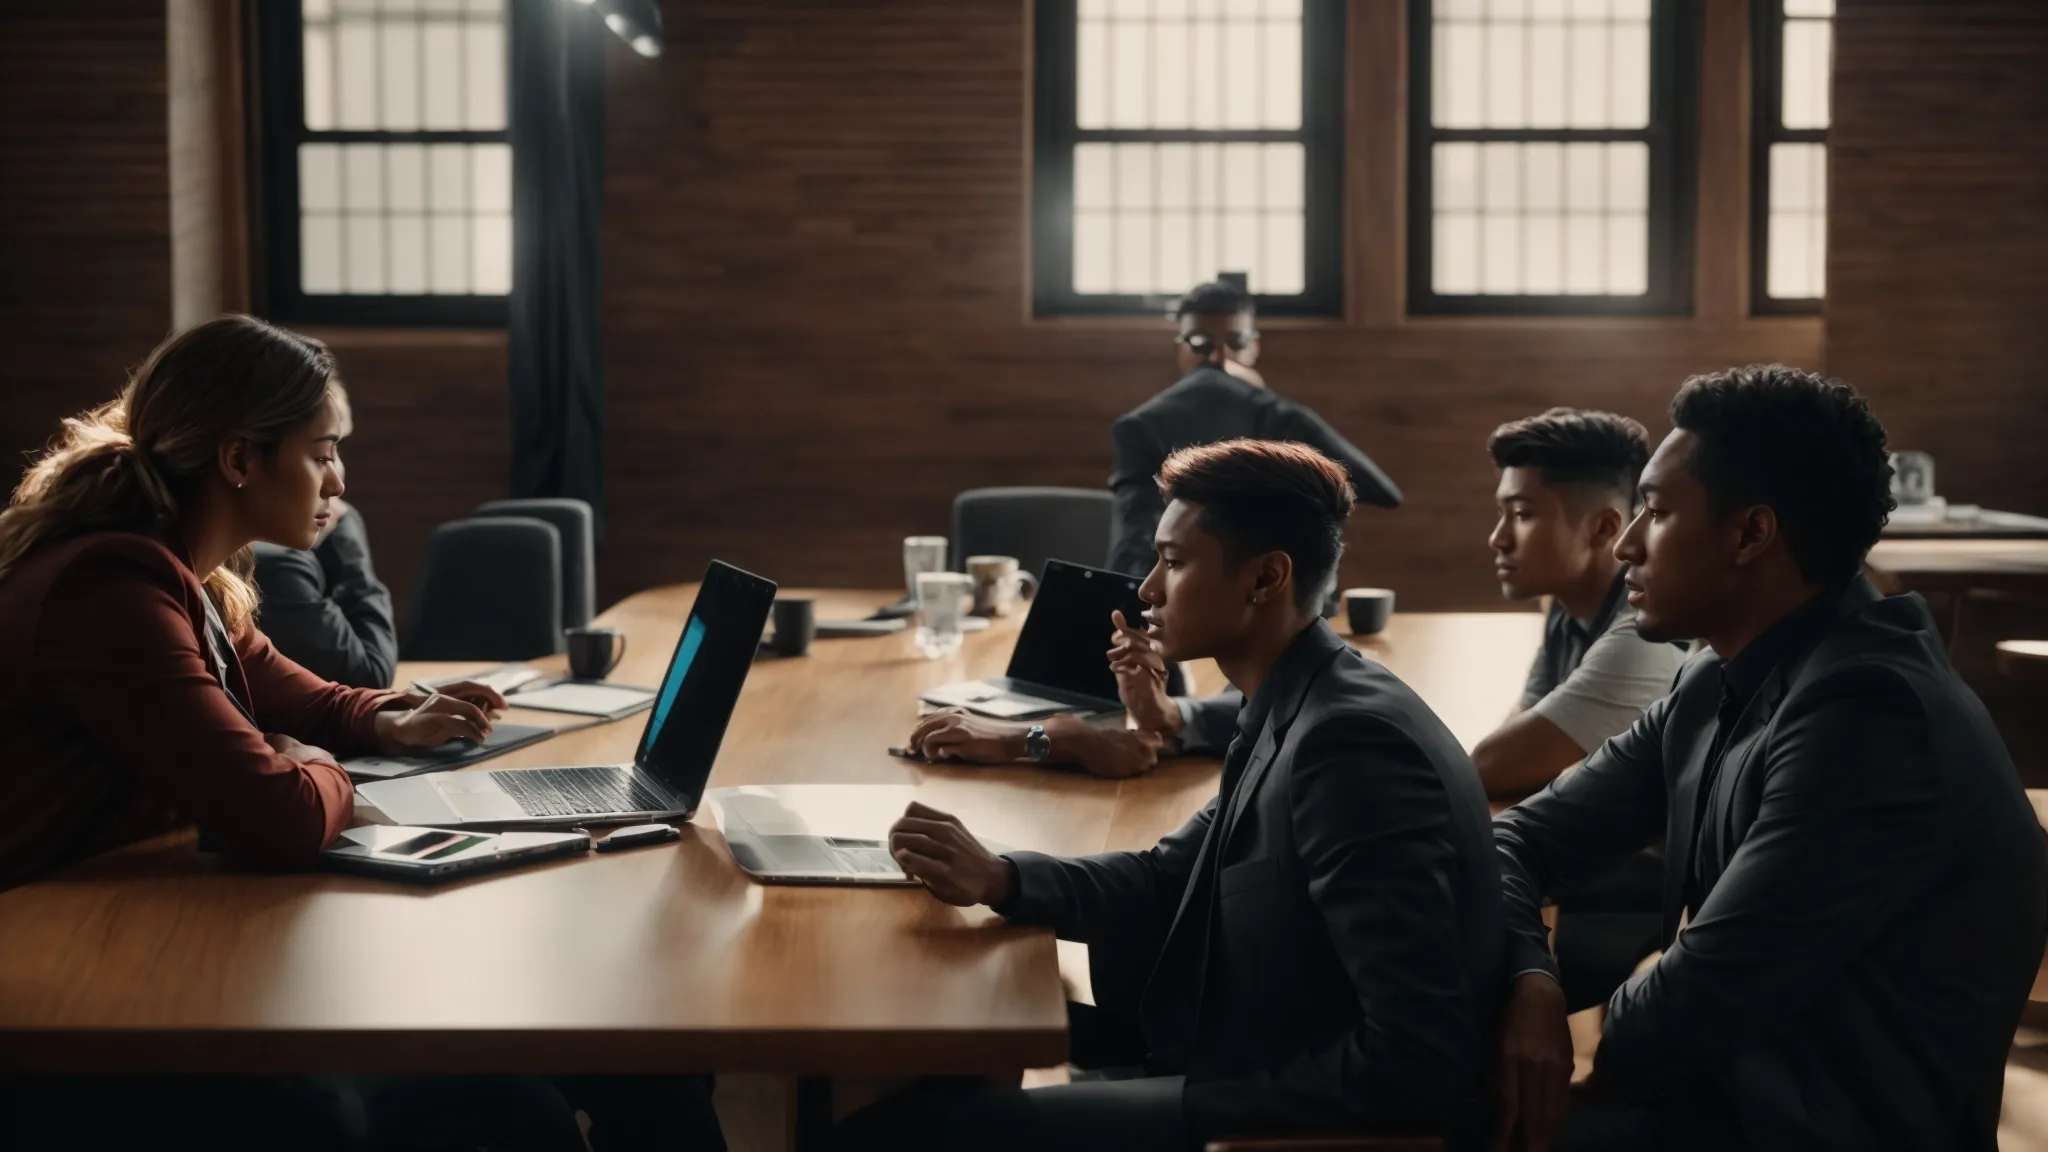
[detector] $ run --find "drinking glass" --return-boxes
[903,536,949,598]
[913,572,974,661]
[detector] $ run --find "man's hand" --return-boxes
[1047,718,1163,779]
[888,801,1016,907]
[1490,971,1575,1152]
[1108,610,1181,736]
[266,732,337,766]
[906,711,1030,763]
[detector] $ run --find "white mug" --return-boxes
[965,555,1039,617]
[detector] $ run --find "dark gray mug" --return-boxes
[1343,587,1395,636]
[566,627,626,680]
[771,597,816,657]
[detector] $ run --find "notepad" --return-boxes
[416,663,551,695]
[506,680,658,720]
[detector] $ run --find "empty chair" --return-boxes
[402,517,563,662]
[951,486,1113,579]
[473,497,597,630]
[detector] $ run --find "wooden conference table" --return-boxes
[0,586,1541,1091]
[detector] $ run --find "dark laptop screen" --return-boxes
[1004,560,1147,702]
[636,561,778,807]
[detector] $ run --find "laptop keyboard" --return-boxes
[489,767,670,817]
[825,839,903,873]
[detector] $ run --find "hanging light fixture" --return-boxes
[581,0,663,57]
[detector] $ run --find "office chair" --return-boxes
[473,497,597,630]
[402,516,563,661]
[951,486,1113,580]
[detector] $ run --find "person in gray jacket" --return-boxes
[251,380,397,688]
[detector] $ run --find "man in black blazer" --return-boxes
[1107,280,1402,579]
[840,440,1501,1151]
[1490,365,2048,1152]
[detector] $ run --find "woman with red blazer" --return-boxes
[0,315,506,891]
[0,316,631,1150]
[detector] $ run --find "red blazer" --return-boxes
[0,531,395,889]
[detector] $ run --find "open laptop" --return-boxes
[358,561,777,828]
[708,784,1012,886]
[918,558,1146,718]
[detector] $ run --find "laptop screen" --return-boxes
[1004,559,1147,702]
[635,561,778,807]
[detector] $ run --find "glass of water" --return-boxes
[914,572,974,661]
[903,536,949,597]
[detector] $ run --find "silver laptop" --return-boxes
[919,559,1147,719]
[709,785,1013,886]
[358,561,777,828]
[710,787,915,885]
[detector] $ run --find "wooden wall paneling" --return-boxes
[167,0,250,328]
[1826,0,2048,783]
[1694,0,1752,323]
[0,1,173,485]
[1825,0,2048,519]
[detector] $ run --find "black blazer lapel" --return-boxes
[1218,643,1351,849]
[1661,693,1720,940]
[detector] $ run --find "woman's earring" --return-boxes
[235,482,245,490]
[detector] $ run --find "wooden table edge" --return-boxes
[0,1026,1069,1077]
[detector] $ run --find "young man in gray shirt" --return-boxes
[1475,408,1688,1018]
[1474,408,1688,799]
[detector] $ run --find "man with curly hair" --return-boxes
[1487,365,2048,1151]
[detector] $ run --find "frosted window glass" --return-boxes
[302,215,343,294]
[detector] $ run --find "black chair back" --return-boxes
[473,497,597,630]
[402,517,563,661]
[950,486,1113,579]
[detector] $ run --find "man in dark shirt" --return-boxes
[843,440,1500,1151]
[251,382,398,688]
[1489,365,2047,1151]
[1106,280,1401,579]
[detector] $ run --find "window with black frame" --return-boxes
[1031,0,1345,317]
[256,0,511,327]
[1409,0,1694,315]
[1753,0,1830,311]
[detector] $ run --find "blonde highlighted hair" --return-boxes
[0,315,338,632]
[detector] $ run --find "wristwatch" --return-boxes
[1024,723,1053,763]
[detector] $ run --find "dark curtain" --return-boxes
[508,0,608,533]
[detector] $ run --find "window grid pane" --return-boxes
[1418,0,1667,306]
[1766,142,1827,299]
[1072,142,1306,296]
[1077,4,1302,131]
[1431,0,1651,130]
[295,0,510,299]
[1429,142,1649,296]
[1759,2,1832,304]
[1062,0,1315,303]
[298,142,510,297]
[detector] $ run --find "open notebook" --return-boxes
[504,679,658,721]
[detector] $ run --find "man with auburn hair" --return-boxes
[1489,366,2047,1152]
[838,440,1501,1152]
